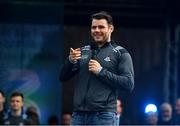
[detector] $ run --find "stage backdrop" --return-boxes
[0,3,63,124]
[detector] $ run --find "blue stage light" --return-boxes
[145,104,157,113]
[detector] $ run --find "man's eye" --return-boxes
[92,26,96,29]
[98,26,104,29]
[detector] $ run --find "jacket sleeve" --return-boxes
[59,58,80,82]
[97,52,134,92]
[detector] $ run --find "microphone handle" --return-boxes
[91,49,96,60]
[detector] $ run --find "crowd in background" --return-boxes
[0,90,40,125]
[144,98,180,125]
[0,89,72,125]
[2,89,180,125]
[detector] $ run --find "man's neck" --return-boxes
[97,41,111,48]
[0,104,3,112]
[11,109,22,116]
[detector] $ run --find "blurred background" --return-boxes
[0,0,180,124]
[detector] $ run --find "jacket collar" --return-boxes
[91,41,114,50]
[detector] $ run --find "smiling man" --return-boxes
[60,11,134,125]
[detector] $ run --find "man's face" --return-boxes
[0,93,5,105]
[146,113,158,125]
[175,99,180,114]
[62,114,71,125]
[91,19,113,44]
[10,96,23,112]
[160,105,172,121]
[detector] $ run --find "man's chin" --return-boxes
[94,39,105,43]
[94,41,105,45]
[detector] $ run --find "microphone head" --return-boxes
[82,42,98,59]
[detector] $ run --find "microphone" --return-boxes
[91,49,96,60]
[90,43,97,60]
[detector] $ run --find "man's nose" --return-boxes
[94,27,100,32]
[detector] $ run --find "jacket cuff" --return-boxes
[96,67,103,75]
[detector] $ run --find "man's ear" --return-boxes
[110,25,114,32]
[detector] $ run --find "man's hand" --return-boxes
[89,59,102,75]
[69,48,81,63]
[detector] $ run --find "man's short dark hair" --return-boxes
[10,91,24,100]
[91,11,113,25]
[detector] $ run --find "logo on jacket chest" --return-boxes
[104,56,111,62]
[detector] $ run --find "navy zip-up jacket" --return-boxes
[60,41,134,112]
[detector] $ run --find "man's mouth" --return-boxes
[94,34,102,38]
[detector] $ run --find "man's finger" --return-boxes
[75,56,81,60]
[75,54,81,57]
[70,48,75,53]
[89,60,97,63]
[75,48,81,51]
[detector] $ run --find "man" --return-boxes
[62,112,72,125]
[145,112,158,125]
[60,11,134,125]
[173,98,180,124]
[26,106,40,125]
[157,102,173,125]
[0,90,6,124]
[116,99,122,125]
[4,91,27,125]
